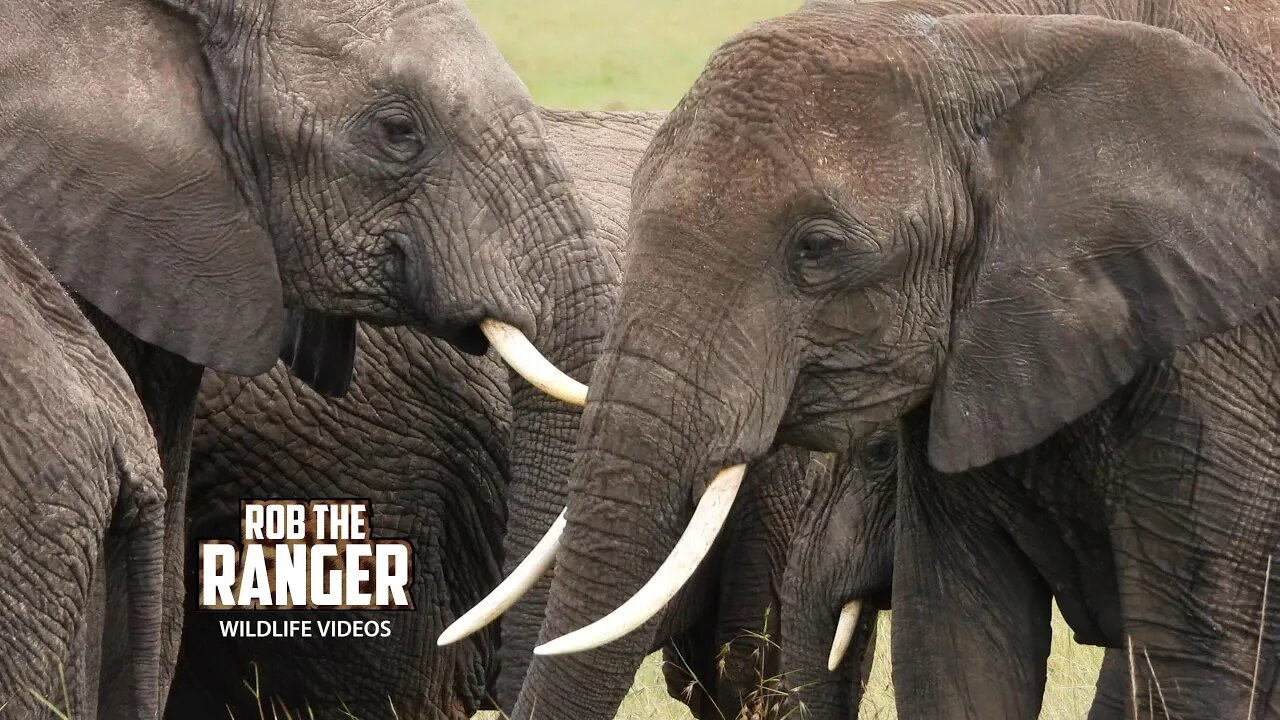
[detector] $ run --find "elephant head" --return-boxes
[781,433,896,718]
[500,6,1280,716]
[0,0,609,398]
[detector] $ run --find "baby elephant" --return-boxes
[0,214,165,718]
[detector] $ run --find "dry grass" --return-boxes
[556,605,1105,720]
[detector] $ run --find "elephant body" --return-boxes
[517,0,1280,718]
[169,326,510,719]
[0,1,616,714]
[172,110,806,718]
[0,216,166,718]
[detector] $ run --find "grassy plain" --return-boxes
[468,1,1106,717]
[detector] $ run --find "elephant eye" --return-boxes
[786,218,854,290]
[795,225,844,260]
[860,432,897,468]
[371,109,424,162]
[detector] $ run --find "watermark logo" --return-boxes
[198,499,414,610]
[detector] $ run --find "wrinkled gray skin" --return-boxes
[169,327,510,720]
[782,436,896,719]
[0,216,166,718]
[518,1,1280,718]
[0,2,613,716]
[781,430,1130,719]
[168,110,802,719]
[502,111,807,719]
[502,111,794,717]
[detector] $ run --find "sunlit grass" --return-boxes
[469,0,801,111]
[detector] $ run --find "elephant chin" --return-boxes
[533,463,747,656]
[480,319,588,406]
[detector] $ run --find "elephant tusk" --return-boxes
[437,509,566,646]
[533,464,747,656]
[827,600,863,672]
[480,319,588,406]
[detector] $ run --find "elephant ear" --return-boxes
[279,310,358,398]
[928,15,1280,472]
[0,2,285,376]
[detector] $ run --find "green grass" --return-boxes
[467,2,1106,717]
[468,0,801,111]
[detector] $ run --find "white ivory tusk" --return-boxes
[533,464,747,656]
[437,510,566,646]
[827,600,863,672]
[480,319,588,406]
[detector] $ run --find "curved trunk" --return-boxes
[511,259,787,717]
[494,109,664,709]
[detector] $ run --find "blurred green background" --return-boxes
[467,2,1105,717]
[469,0,801,110]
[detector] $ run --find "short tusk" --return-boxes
[480,319,588,406]
[534,464,747,656]
[437,509,566,646]
[827,600,863,672]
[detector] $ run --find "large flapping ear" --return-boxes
[279,310,358,398]
[928,15,1280,472]
[0,3,285,376]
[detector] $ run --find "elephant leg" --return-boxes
[891,421,1052,719]
[1087,649,1128,720]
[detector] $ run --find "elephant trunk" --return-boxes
[126,496,166,720]
[780,573,875,718]
[511,263,788,717]
[493,176,620,707]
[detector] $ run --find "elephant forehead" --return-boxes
[635,17,945,229]
[271,0,526,120]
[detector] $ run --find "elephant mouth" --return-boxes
[443,323,490,356]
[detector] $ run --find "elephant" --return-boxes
[504,1,1280,718]
[0,214,167,717]
[483,109,811,720]
[168,325,511,719]
[167,109,805,719]
[781,438,894,719]
[1,1,614,714]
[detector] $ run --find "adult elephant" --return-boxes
[170,110,802,719]
[168,326,510,719]
[485,111,806,718]
[1,1,610,715]
[0,215,166,718]
[504,1,1280,718]
[781,429,1133,720]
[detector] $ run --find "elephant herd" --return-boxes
[0,0,1276,718]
